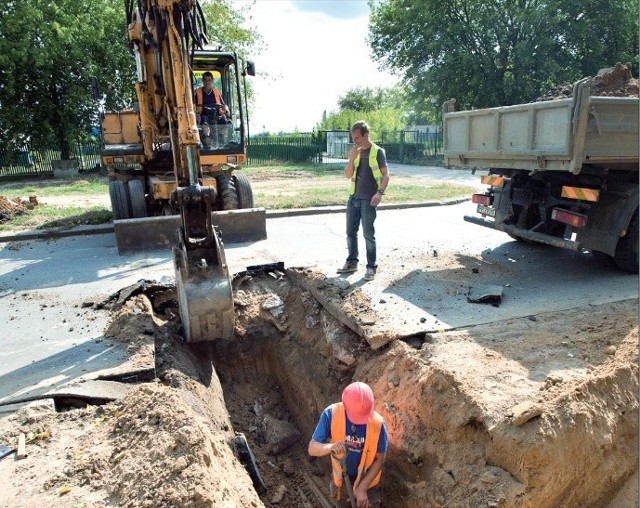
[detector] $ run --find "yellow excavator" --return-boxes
[95,0,265,343]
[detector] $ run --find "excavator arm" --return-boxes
[125,0,234,341]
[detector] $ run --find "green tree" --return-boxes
[317,85,409,138]
[317,107,405,139]
[0,0,262,159]
[338,85,406,112]
[201,0,262,58]
[0,0,133,157]
[368,0,638,111]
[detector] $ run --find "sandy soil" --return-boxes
[0,254,637,507]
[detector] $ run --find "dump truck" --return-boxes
[443,74,639,273]
[95,0,266,342]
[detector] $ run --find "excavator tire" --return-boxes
[614,208,639,273]
[232,172,254,209]
[109,180,130,220]
[128,179,147,218]
[173,226,235,342]
[215,173,239,210]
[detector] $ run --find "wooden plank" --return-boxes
[17,433,26,459]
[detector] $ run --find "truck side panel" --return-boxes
[444,91,639,172]
[584,98,640,166]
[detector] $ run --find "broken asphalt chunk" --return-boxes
[467,285,503,306]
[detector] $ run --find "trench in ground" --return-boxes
[159,269,637,508]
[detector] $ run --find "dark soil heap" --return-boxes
[536,62,639,101]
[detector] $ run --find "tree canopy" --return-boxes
[0,0,261,158]
[0,0,133,156]
[317,85,411,138]
[368,0,639,111]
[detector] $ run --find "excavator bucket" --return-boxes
[173,226,235,342]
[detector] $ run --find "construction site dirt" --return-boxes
[0,248,637,507]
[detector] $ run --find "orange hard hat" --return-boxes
[342,382,374,425]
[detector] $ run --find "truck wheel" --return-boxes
[591,250,617,268]
[215,173,239,210]
[614,209,639,273]
[128,179,147,218]
[109,180,130,220]
[232,173,254,209]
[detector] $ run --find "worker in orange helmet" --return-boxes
[308,381,388,507]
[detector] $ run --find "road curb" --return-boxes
[0,197,469,244]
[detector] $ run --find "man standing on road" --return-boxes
[308,381,388,507]
[337,120,390,281]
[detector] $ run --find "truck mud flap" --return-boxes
[463,214,581,251]
[114,208,267,254]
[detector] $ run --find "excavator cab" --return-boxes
[191,50,254,163]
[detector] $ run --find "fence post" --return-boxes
[399,130,405,164]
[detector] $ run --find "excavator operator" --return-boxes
[195,71,230,125]
[195,71,231,148]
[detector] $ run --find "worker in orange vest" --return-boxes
[308,382,388,507]
[195,71,230,126]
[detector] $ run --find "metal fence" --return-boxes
[0,130,443,180]
[248,130,443,166]
[0,141,102,179]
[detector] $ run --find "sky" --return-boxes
[232,0,398,133]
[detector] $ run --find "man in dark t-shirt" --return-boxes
[337,121,390,281]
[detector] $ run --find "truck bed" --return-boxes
[443,81,639,173]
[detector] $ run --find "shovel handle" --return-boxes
[331,451,357,508]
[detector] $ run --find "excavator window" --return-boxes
[193,68,238,150]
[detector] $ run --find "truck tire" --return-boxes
[232,173,254,209]
[614,209,639,273]
[591,250,617,268]
[215,173,239,210]
[128,179,147,218]
[109,180,130,220]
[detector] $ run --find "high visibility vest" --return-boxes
[350,143,382,195]
[195,87,223,113]
[329,402,384,500]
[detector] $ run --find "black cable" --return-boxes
[153,6,166,96]
[195,0,208,47]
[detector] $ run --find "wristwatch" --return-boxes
[378,188,385,195]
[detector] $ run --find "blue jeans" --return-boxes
[346,196,377,269]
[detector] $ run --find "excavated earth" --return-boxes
[536,62,638,100]
[0,265,637,508]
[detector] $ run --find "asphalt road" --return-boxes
[0,166,637,409]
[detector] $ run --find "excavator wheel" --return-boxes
[215,173,239,210]
[173,226,235,342]
[128,179,148,218]
[233,172,255,208]
[109,180,130,220]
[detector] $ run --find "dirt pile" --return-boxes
[0,195,37,222]
[536,62,639,101]
[0,271,638,507]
